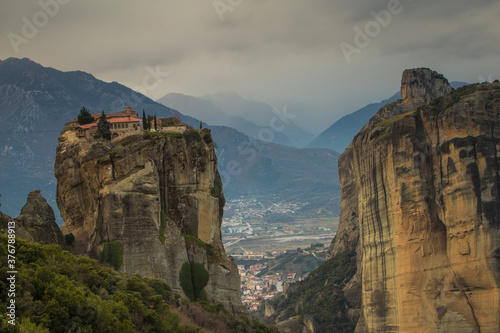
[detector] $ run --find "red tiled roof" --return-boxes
[77,117,140,129]
[108,117,140,123]
[67,107,139,127]
[77,123,97,129]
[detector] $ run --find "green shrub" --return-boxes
[0,232,276,332]
[202,133,212,144]
[210,177,222,197]
[191,262,209,301]
[183,234,222,263]
[65,233,75,245]
[179,262,195,301]
[271,251,357,332]
[183,130,202,144]
[99,240,123,270]
[179,261,209,302]
[377,111,415,127]
[166,132,183,139]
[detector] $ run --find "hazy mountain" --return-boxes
[0,57,193,220]
[200,92,315,148]
[306,81,468,153]
[157,93,295,147]
[211,126,341,215]
[305,92,400,152]
[0,57,341,221]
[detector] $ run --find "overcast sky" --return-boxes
[1,0,499,134]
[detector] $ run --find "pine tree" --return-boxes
[77,106,93,125]
[96,110,111,140]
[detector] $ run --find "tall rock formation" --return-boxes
[329,69,500,332]
[1,190,63,245]
[55,125,245,314]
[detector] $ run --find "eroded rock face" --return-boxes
[401,68,453,108]
[329,69,500,332]
[55,128,245,314]
[0,190,63,244]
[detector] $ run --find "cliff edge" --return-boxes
[329,69,500,332]
[55,125,245,314]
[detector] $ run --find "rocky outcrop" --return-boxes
[329,69,500,332]
[55,127,245,314]
[1,190,63,245]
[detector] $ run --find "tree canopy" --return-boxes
[77,106,93,125]
[96,111,111,140]
[0,232,278,333]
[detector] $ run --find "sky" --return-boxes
[1,0,500,134]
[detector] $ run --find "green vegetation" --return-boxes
[77,106,93,125]
[183,130,202,144]
[99,240,123,270]
[429,82,500,114]
[0,233,180,332]
[377,111,415,127]
[202,133,212,144]
[64,233,75,245]
[0,232,278,333]
[269,251,357,332]
[211,177,222,197]
[142,109,147,130]
[179,262,195,301]
[179,261,209,302]
[183,234,221,262]
[369,110,417,141]
[159,210,167,243]
[96,111,112,140]
[165,132,183,139]
[183,234,207,248]
[370,129,388,140]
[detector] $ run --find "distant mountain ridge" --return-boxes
[306,81,468,153]
[0,57,341,221]
[158,92,315,148]
[211,125,341,215]
[0,57,193,219]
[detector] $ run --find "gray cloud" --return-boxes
[1,0,500,133]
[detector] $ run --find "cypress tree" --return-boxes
[77,106,93,125]
[96,110,111,140]
[154,114,157,130]
[142,109,147,130]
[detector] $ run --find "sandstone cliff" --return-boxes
[55,126,245,314]
[0,190,63,245]
[328,69,500,332]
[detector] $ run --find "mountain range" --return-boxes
[306,81,468,153]
[0,57,340,220]
[157,92,315,148]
